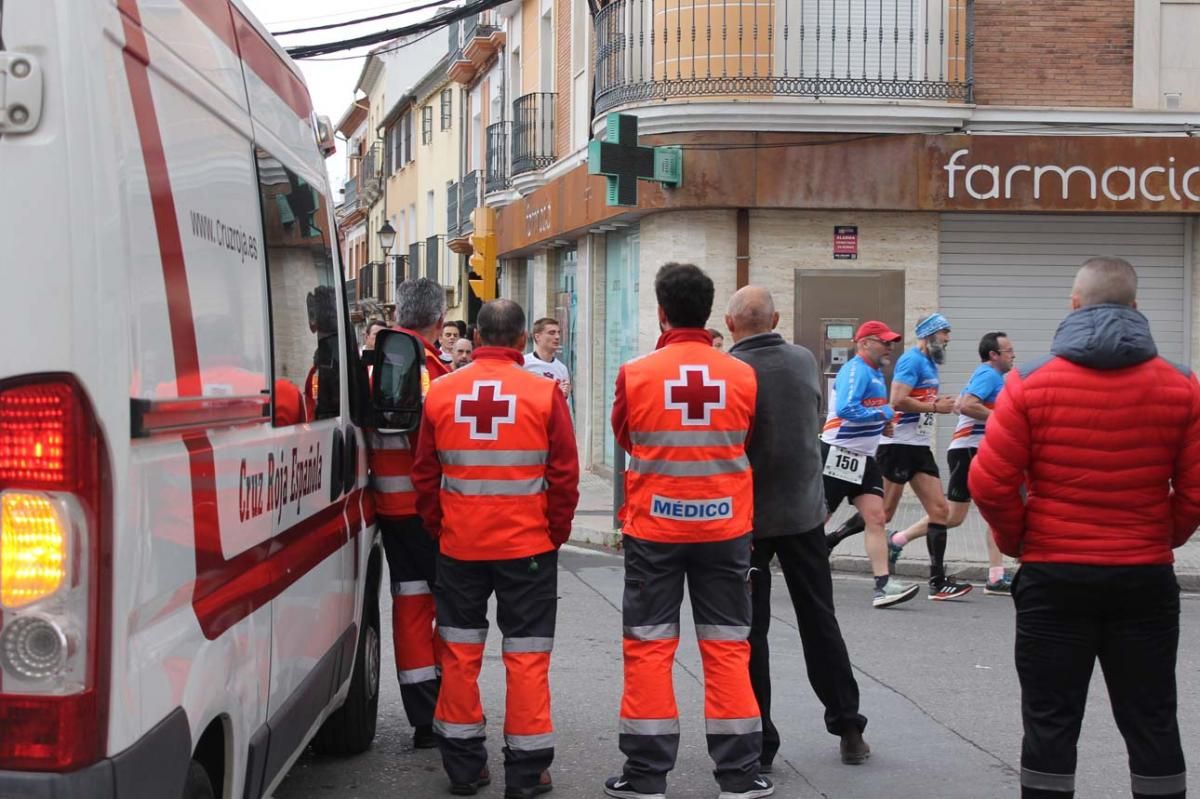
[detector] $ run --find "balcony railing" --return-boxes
[512,93,557,175]
[448,180,461,236]
[342,176,359,209]
[459,170,481,232]
[486,121,511,193]
[593,0,973,114]
[359,143,383,204]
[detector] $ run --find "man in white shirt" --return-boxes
[523,317,571,397]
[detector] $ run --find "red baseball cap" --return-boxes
[854,321,902,343]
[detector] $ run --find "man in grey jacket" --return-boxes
[727,286,870,769]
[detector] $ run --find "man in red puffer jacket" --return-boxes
[971,257,1200,799]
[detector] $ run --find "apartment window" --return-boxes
[440,89,453,130]
[256,147,339,425]
[422,105,433,144]
[403,112,413,165]
[389,122,401,173]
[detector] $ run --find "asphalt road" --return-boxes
[273,545,1199,799]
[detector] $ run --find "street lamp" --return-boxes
[377,220,396,258]
[377,220,397,290]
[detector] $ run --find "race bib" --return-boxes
[919,412,936,437]
[823,445,866,485]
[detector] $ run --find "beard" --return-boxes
[928,341,947,364]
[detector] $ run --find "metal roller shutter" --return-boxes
[934,213,1188,458]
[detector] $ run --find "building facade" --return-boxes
[369,0,1200,471]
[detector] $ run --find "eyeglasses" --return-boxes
[862,337,892,345]
[997,349,1015,355]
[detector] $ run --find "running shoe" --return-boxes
[984,574,1013,596]
[872,578,920,608]
[886,530,904,567]
[929,576,973,601]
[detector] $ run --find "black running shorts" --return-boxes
[945,447,976,503]
[821,441,885,514]
[875,442,940,484]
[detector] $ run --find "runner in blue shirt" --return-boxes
[820,321,920,609]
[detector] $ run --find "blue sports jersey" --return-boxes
[821,355,894,456]
[949,363,1005,451]
[889,347,940,446]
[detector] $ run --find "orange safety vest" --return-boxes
[369,334,449,519]
[422,357,559,560]
[621,340,756,543]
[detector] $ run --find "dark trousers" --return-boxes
[619,533,762,794]
[433,550,558,790]
[380,516,440,729]
[749,527,866,765]
[1014,564,1186,799]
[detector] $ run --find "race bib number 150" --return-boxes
[823,445,865,485]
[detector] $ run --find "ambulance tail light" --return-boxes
[0,375,110,771]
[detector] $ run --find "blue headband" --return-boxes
[915,313,951,339]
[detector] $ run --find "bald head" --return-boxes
[477,299,527,349]
[1072,257,1138,309]
[725,285,779,343]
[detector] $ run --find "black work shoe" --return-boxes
[413,725,438,749]
[504,769,553,798]
[450,767,491,796]
[840,730,871,765]
[603,776,666,799]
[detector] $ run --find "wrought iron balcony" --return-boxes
[448,180,460,236]
[341,176,359,209]
[512,93,557,175]
[593,0,974,114]
[358,142,383,204]
[459,170,481,233]
[486,121,511,193]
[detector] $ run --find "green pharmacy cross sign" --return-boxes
[587,113,682,207]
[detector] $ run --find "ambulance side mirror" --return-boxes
[371,330,425,432]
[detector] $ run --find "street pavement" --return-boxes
[273,543,1200,799]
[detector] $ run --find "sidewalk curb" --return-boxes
[828,554,1200,593]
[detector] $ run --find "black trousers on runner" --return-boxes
[380,515,440,729]
[749,526,866,766]
[618,533,762,795]
[1014,564,1186,799]
[433,550,558,791]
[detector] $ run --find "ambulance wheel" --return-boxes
[182,760,215,799]
[313,582,380,755]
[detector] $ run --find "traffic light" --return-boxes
[468,207,498,302]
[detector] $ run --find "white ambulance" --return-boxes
[0,1,383,797]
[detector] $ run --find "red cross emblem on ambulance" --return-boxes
[455,380,517,440]
[664,365,726,426]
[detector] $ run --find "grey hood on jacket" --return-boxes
[1051,303,1158,370]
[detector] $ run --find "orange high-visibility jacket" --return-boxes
[412,347,580,560]
[368,330,450,519]
[614,328,757,543]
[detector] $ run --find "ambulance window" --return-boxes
[255,148,341,425]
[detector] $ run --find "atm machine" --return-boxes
[820,319,858,415]
[793,269,905,416]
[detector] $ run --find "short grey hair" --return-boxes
[1073,257,1138,307]
[395,278,446,330]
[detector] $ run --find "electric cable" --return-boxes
[286,0,509,58]
[272,0,463,37]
